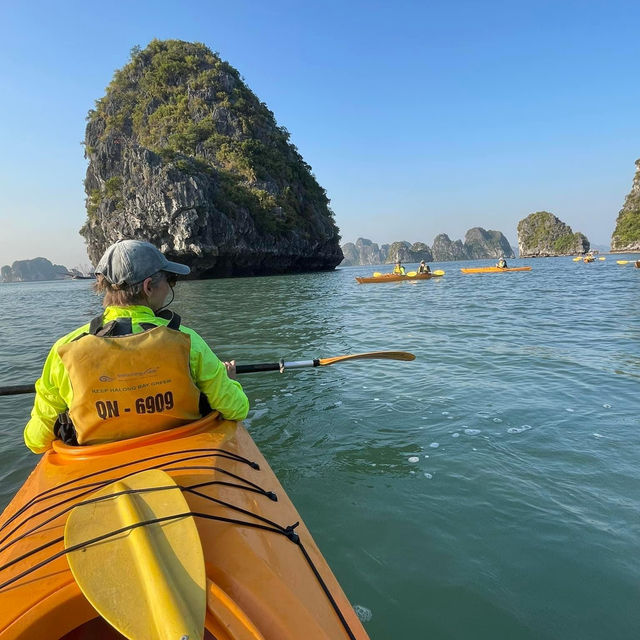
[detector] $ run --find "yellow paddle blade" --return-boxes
[598,257,606,260]
[318,351,415,366]
[433,269,445,275]
[373,271,382,277]
[573,256,582,261]
[406,271,417,277]
[617,260,628,264]
[65,469,206,640]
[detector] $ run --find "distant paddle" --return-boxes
[0,351,417,395]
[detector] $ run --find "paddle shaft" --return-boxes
[0,351,415,395]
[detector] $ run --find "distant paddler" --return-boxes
[393,260,406,276]
[417,260,431,274]
[495,257,508,269]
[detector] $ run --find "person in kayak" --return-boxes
[24,239,249,453]
[393,260,406,275]
[496,257,508,268]
[417,260,431,274]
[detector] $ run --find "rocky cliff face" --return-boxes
[431,234,469,261]
[81,40,342,277]
[464,228,514,259]
[611,159,640,252]
[1,258,71,282]
[340,238,389,266]
[517,212,589,257]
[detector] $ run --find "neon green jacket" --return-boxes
[24,306,250,453]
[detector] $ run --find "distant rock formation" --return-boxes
[340,238,389,266]
[431,234,468,261]
[81,39,342,277]
[517,212,589,257]
[464,227,514,259]
[340,227,513,265]
[1,258,72,282]
[611,159,640,252]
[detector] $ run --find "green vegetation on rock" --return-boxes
[611,159,640,251]
[517,211,589,257]
[86,39,331,236]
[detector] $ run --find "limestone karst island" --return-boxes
[81,39,342,277]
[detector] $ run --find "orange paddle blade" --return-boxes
[318,351,415,366]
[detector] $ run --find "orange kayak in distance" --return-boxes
[356,272,443,283]
[0,413,369,640]
[460,267,532,274]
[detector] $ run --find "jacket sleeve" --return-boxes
[187,331,249,421]
[24,342,69,454]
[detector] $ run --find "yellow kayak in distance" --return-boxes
[460,266,532,274]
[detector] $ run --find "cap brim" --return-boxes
[164,260,191,275]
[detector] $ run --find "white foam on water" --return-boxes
[410,470,415,474]
[507,424,532,434]
[602,404,611,408]
[424,454,429,458]
[408,456,420,463]
[464,429,481,435]
[451,432,460,438]
[424,472,433,479]
[442,411,450,415]
[472,447,477,451]
[566,408,574,412]
[353,604,373,623]
[493,417,503,423]
[429,442,440,448]
[284,392,293,397]
[374,397,380,401]
[593,433,605,438]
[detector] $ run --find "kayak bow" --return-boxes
[0,414,369,640]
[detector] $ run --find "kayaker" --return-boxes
[417,260,431,274]
[393,260,406,275]
[23,239,249,453]
[496,257,508,269]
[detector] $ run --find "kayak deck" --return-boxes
[460,266,532,274]
[0,414,369,640]
[356,272,442,283]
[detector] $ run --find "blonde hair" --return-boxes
[94,272,165,308]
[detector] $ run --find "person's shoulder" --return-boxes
[55,322,92,346]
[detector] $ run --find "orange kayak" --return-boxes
[460,267,532,274]
[0,413,369,639]
[356,272,442,283]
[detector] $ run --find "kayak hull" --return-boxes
[0,414,369,640]
[460,267,532,274]
[356,272,442,283]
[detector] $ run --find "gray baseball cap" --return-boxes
[95,239,190,286]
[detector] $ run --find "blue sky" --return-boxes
[1,0,639,267]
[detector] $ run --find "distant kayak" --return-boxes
[460,267,532,274]
[356,271,444,284]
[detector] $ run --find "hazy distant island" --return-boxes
[517,212,590,257]
[0,258,90,283]
[81,39,342,277]
[341,227,515,266]
[611,159,640,252]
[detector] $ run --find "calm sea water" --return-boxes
[1,255,639,639]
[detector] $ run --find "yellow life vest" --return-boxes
[57,317,202,446]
